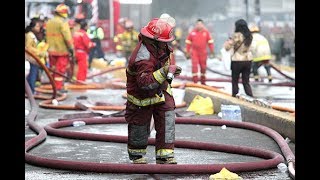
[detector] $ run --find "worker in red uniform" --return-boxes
[125,15,182,164]
[185,19,214,85]
[73,15,94,82]
[46,4,75,92]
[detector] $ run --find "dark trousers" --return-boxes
[231,61,253,97]
[88,39,104,67]
[252,60,271,78]
[27,63,39,94]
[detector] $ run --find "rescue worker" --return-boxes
[87,23,105,67]
[185,19,214,85]
[249,24,273,82]
[125,15,181,164]
[73,17,94,82]
[113,19,139,66]
[224,19,253,97]
[46,3,75,93]
[25,18,48,94]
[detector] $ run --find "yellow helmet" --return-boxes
[55,4,69,18]
[249,24,260,32]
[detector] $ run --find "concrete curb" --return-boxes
[184,87,295,142]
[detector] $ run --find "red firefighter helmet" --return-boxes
[55,4,69,18]
[140,18,175,42]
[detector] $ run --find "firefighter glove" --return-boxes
[167,65,182,82]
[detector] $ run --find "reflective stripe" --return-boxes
[156,149,174,158]
[127,93,165,107]
[116,45,123,51]
[253,55,272,61]
[165,111,175,143]
[54,77,64,81]
[208,39,214,43]
[128,148,147,156]
[75,49,87,53]
[192,73,198,76]
[200,73,205,76]
[165,85,172,96]
[153,69,166,84]
[185,39,192,44]
[256,40,269,46]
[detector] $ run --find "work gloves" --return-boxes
[165,65,182,84]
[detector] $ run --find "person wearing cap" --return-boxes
[185,19,215,85]
[249,24,273,82]
[113,19,139,65]
[72,16,94,82]
[45,3,75,93]
[125,14,182,164]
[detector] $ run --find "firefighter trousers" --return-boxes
[75,51,88,82]
[191,51,207,84]
[125,95,176,160]
[49,55,69,90]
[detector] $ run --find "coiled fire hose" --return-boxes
[25,78,295,178]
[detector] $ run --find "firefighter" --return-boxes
[249,24,273,82]
[25,17,47,94]
[185,19,214,85]
[125,15,182,164]
[46,3,75,93]
[73,17,95,82]
[113,19,139,66]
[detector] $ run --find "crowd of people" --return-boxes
[25,3,292,165]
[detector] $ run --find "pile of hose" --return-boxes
[25,78,295,178]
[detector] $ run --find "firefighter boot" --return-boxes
[156,157,177,164]
[200,74,206,85]
[133,157,147,164]
[268,75,272,83]
[192,75,198,84]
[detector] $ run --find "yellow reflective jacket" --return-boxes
[250,32,272,62]
[113,30,139,52]
[46,15,74,56]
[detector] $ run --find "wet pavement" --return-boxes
[25,54,295,179]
